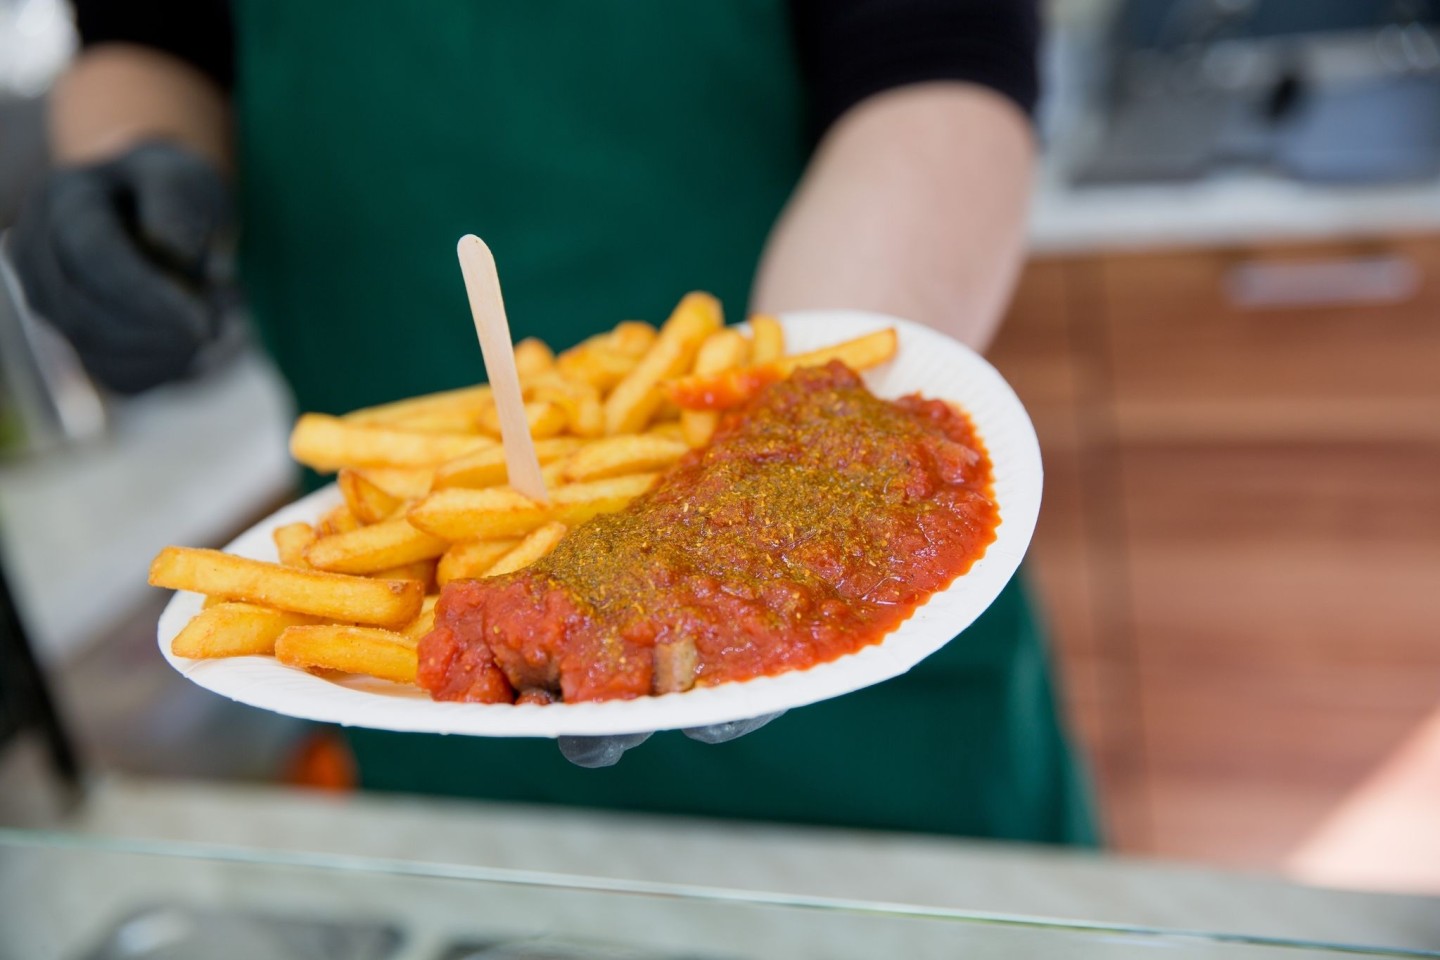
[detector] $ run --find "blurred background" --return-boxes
[0,0,1438,954]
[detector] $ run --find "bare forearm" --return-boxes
[51,43,231,170]
[752,83,1034,353]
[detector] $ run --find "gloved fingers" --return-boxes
[557,732,652,769]
[47,169,215,347]
[7,193,71,322]
[26,253,205,394]
[681,711,784,745]
[122,143,230,275]
[81,336,206,395]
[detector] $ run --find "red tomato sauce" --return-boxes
[418,362,999,704]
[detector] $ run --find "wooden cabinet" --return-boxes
[988,234,1440,868]
[1100,238,1440,443]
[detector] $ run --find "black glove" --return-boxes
[8,141,231,395]
[558,712,785,769]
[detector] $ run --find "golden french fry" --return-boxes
[305,517,449,575]
[275,625,417,684]
[604,292,722,434]
[432,437,582,490]
[569,395,604,437]
[150,547,424,627]
[694,328,749,371]
[485,522,567,576]
[172,602,318,659]
[273,522,318,567]
[369,558,437,589]
[608,320,658,357]
[532,473,661,526]
[437,538,521,586]
[477,400,568,440]
[353,467,434,500]
[783,328,897,374]
[562,434,688,483]
[409,473,657,541]
[316,504,362,537]
[338,469,404,524]
[201,595,225,609]
[526,373,604,438]
[377,410,485,435]
[513,337,555,379]
[345,385,492,426]
[682,328,749,448]
[291,413,497,472]
[666,328,898,411]
[401,595,439,642]
[645,421,686,443]
[748,314,784,364]
[540,459,569,487]
[557,345,640,392]
[407,487,545,541]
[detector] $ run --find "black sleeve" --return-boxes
[73,0,235,92]
[790,0,1040,136]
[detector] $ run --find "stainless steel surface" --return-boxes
[77,906,401,960]
[1073,0,1440,185]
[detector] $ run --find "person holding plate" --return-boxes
[10,0,1097,845]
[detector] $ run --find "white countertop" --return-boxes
[1028,167,1440,254]
[0,351,296,664]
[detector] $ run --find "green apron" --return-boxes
[233,0,1096,845]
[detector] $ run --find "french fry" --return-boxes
[377,409,485,435]
[401,595,439,642]
[345,385,491,426]
[513,337,555,379]
[477,400,568,440]
[407,487,545,541]
[353,467,433,500]
[561,434,688,483]
[437,538,521,586]
[369,558,437,589]
[150,547,424,627]
[666,328,898,411]
[316,504,362,537]
[604,292,722,434]
[172,602,318,659]
[748,314,785,364]
[557,345,640,392]
[540,459,569,487]
[338,469,404,524]
[305,517,449,575]
[291,413,497,473]
[569,395,604,437]
[681,328,748,448]
[522,473,660,527]
[485,522,568,576]
[275,625,417,684]
[608,320,658,357]
[408,473,657,541]
[273,522,318,567]
[527,373,604,438]
[645,421,686,443]
[432,437,582,490]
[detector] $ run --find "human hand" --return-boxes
[558,712,785,769]
[8,141,232,394]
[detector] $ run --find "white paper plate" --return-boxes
[157,311,1042,737]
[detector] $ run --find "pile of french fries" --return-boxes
[149,293,897,692]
